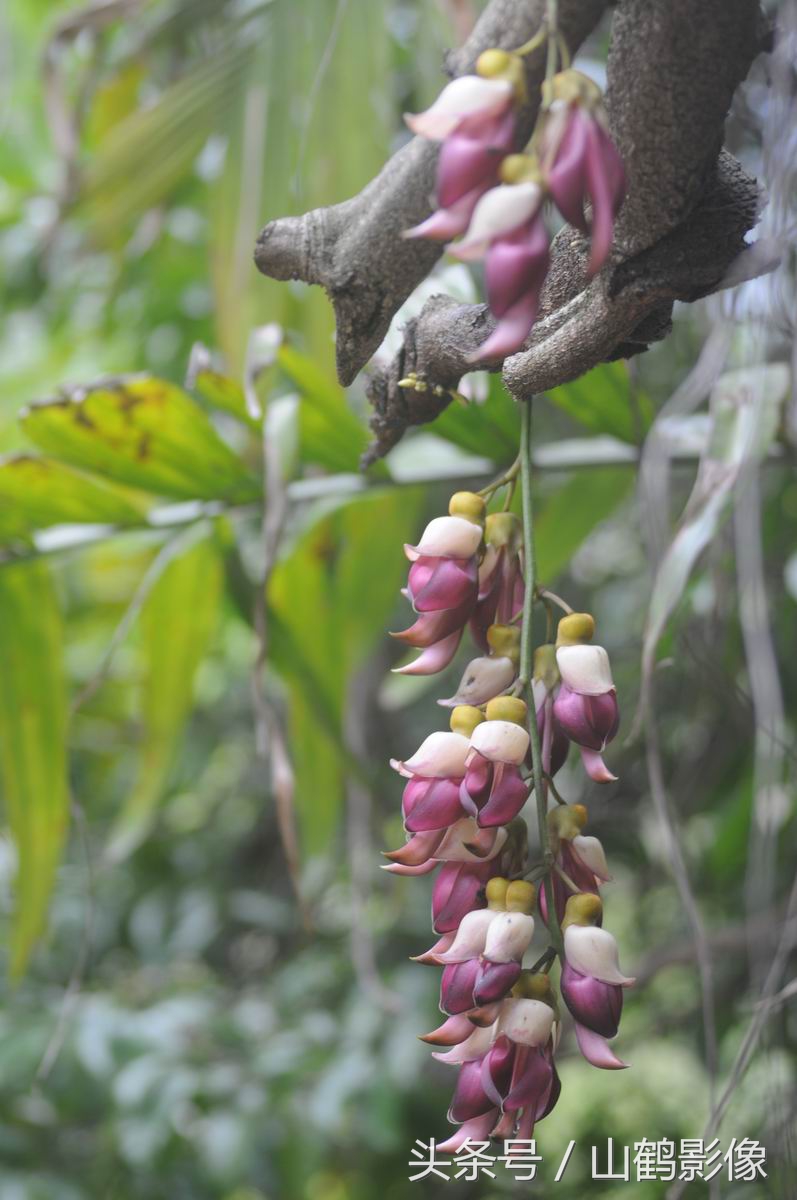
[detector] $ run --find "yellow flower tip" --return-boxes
[485,695,527,725]
[505,879,536,914]
[562,891,603,930]
[485,876,510,910]
[512,970,556,1006]
[551,68,602,108]
[486,623,521,659]
[484,511,521,548]
[548,802,589,843]
[532,643,559,689]
[556,612,596,646]
[476,48,514,78]
[499,153,542,187]
[450,705,486,738]
[449,490,486,525]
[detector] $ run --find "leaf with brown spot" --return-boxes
[22,377,260,503]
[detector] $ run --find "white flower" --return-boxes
[564,924,634,986]
[556,644,614,695]
[438,655,516,708]
[390,731,471,778]
[405,515,483,561]
[482,911,534,962]
[451,182,543,261]
[497,997,554,1047]
[405,76,513,140]
[437,908,497,962]
[572,834,611,880]
[470,719,529,765]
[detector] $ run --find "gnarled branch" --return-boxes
[254,0,770,464]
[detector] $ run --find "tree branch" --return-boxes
[253,0,607,386]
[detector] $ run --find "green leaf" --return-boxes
[22,377,260,503]
[642,364,789,678]
[534,468,634,583]
[107,533,223,860]
[429,376,520,463]
[0,455,146,542]
[0,560,69,977]
[268,488,424,853]
[547,362,654,444]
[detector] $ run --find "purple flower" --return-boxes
[542,73,626,277]
[561,894,634,1070]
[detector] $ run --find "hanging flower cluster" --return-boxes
[384,490,633,1150]
[405,51,626,360]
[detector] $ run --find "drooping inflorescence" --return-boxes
[384,489,633,1150]
[405,43,626,361]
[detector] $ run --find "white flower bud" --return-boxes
[556,644,614,696]
[405,76,513,140]
[437,908,497,962]
[405,515,483,561]
[452,182,542,261]
[391,731,470,778]
[497,997,554,1047]
[470,719,529,765]
[573,834,611,881]
[438,655,516,708]
[482,911,534,963]
[564,924,634,986]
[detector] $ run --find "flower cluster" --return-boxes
[406,53,626,359]
[385,492,633,1150]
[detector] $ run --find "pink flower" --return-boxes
[470,513,524,647]
[539,804,612,924]
[560,894,634,1070]
[405,74,514,142]
[460,697,530,828]
[438,623,519,709]
[392,493,485,675]
[552,613,620,782]
[542,72,626,276]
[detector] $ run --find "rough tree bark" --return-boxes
[254,0,770,465]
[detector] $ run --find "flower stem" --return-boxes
[519,398,564,960]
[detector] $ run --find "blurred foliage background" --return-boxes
[0,1,795,1198]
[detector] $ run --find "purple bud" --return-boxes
[440,958,481,1015]
[448,1057,495,1122]
[553,684,619,751]
[403,776,465,833]
[433,861,491,934]
[503,1043,554,1115]
[408,555,478,614]
[473,958,522,1006]
[479,1034,517,1107]
[476,762,529,828]
[561,960,623,1038]
[485,216,550,318]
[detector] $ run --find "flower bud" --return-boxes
[562,892,603,931]
[485,696,526,724]
[556,612,595,646]
[485,876,510,910]
[484,511,522,550]
[505,879,536,914]
[548,802,588,844]
[450,705,486,738]
[449,491,486,525]
[486,623,521,662]
[533,643,560,691]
